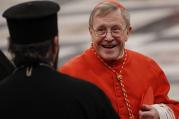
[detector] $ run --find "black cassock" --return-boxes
[0,59,119,119]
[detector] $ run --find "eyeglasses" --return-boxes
[92,26,127,38]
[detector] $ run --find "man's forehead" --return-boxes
[93,14,125,28]
[94,9,123,21]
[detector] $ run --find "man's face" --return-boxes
[90,9,131,62]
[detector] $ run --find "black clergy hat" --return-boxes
[2,1,60,45]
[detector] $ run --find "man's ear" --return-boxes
[51,36,59,69]
[127,26,132,35]
[52,36,59,54]
[89,26,93,35]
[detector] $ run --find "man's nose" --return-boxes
[105,31,114,41]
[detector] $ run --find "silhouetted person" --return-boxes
[0,1,119,119]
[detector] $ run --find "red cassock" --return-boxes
[59,48,179,119]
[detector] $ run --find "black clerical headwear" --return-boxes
[3,1,60,45]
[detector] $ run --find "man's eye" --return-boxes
[97,29,105,32]
[112,27,121,30]
[96,29,106,34]
[112,29,121,33]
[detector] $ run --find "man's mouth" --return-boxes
[101,44,117,49]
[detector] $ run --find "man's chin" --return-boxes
[100,55,117,63]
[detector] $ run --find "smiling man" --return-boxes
[89,3,130,63]
[59,0,179,119]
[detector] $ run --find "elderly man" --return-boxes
[59,0,179,119]
[0,1,119,119]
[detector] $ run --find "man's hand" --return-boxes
[139,104,160,119]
